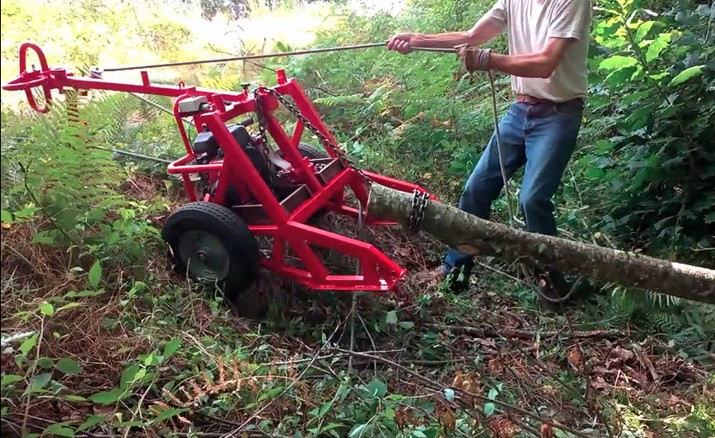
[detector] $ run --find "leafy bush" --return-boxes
[573,0,715,254]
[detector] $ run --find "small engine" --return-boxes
[192,119,273,177]
[191,119,277,204]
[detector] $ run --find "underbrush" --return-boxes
[1,96,713,435]
[2,200,714,437]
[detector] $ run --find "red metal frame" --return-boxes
[2,42,437,292]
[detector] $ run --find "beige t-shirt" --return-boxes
[486,0,593,102]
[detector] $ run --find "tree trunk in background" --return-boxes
[366,184,715,304]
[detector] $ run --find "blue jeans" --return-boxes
[444,99,584,274]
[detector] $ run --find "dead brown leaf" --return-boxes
[568,348,583,371]
[438,407,456,431]
[489,417,518,437]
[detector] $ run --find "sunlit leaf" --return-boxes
[1,374,24,386]
[56,358,83,375]
[366,379,387,398]
[670,65,705,86]
[120,364,144,388]
[634,20,658,43]
[88,260,102,288]
[90,387,127,404]
[30,372,52,391]
[645,33,672,63]
[151,407,190,423]
[43,422,75,437]
[19,333,39,355]
[599,55,638,71]
[162,339,181,359]
[483,402,496,415]
[385,311,398,324]
[39,302,54,317]
[443,388,456,402]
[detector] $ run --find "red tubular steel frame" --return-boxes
[2,42,437,292]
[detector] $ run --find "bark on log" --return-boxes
[366,184,715,303]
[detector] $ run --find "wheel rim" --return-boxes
[177,230,231,283]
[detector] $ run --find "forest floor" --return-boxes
[1,171,714,438]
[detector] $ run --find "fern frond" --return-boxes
[314,93,364,107]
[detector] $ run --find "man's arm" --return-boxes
[387,1,507,53]
[411,14,504,48]
[487,37,572,78]
[463,0,592,78]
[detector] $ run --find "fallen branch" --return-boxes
[366,184,715,303]
[425,323,623,341]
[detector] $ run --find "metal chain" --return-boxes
[408,189,429,232]
[256,87,373,186]
[252,89,277,190]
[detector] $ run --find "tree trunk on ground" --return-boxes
[366,184,715,303]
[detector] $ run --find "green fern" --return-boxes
[313,93,364,107]
[2,92,130,240]
[611,287,713,342]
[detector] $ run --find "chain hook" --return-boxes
[408,189,429,232]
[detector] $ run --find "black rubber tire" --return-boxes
[284,143,329,160]
[161,201,260,300]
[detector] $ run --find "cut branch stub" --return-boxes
[366,184,715,303]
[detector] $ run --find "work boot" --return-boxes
[440,264,471,294]
[534,267,571,314]
[414,265,471,294]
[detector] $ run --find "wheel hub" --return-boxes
[177,230,231,283]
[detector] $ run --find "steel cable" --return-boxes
[100,43,455,72]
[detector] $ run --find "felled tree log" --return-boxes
[366,184,715,303]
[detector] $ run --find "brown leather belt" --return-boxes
[516,94,553,104]
[516,94,583,105]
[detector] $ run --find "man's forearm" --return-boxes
[412,32,472,49]
[488,52,557,79]
[413,16,503,49]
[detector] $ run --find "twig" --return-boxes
[1,243,37,272]
[357,312,379,377]
[80,433,285,438]
[220,317,347,438]
[22,317,45,435]
[0,417,21,436]
[425,323,622,341]
[122,378,155,438]
[563,314,615,438]
[335,348,592,438]
[18,161,77,245]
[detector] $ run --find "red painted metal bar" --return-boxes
[284,78,341,157]
[202,113,290,221]
[364,171,440,202]
[167,154,223,173]
[1,42,441,293]
[261,103,323,193]
[291,119,305,146]
[290,168,353,222]
[283,221,404,290]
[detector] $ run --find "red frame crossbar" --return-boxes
[2,42,437,292]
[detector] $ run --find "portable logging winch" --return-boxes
[2,41,464,300]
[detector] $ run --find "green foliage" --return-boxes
[0,91,173,274]
[581,0,715,253]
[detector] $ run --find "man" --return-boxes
[387,0,593,309]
